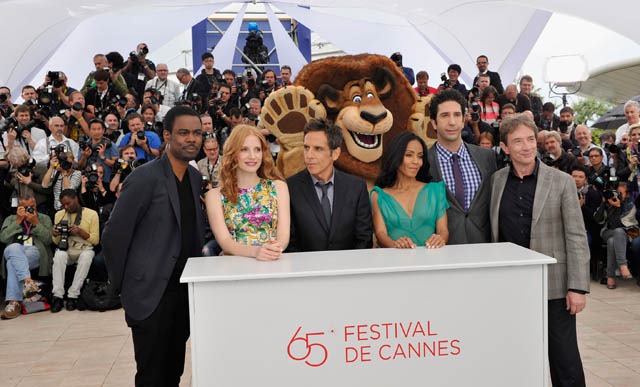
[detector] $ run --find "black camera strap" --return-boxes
[65,206,83,226]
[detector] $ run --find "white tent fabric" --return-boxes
[211,3,247,72]
[2,0,640,93]
[264,3,308,78]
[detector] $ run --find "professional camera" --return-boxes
[589,168,620,201]
[570,148,584,158]
[469,86,480,100]
[47,71,65,88]
[144,121,163,137]
[25,206,35,214]
[71,101,83,112]
[541,153,557,167]
[80,135,112,153]
[470,101,481,121]
[558,121,569,134]
[201,175,210,197]
[0,116,18,132]
[83,163,100,190]
[136,130,146,141]
[53,146,73,170]
[16,158,36,176]
[129,46,149,63]
[108,94,128,108]
[0,94,7,103]
[54,220,70,251]
[440,73,450,89]
[603,143,620,155]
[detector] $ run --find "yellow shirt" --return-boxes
[53,207,100,248]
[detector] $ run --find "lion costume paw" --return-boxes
[261,86,326,177]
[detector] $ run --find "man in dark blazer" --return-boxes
[472,55,504,94]
[427,89,497,244]
[103,106,205,386]
[287,118,372,252]
[490,115,589,387]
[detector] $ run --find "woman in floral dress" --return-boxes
[205,125,290,260]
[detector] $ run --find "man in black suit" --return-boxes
[473,55,504,94]
[103,106,205,386]
[427,89,497,244]
[286,118,373,251]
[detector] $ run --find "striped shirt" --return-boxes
[435,142,483,212]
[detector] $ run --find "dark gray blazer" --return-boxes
[490,162,590,299]
[428,143,496,245]
[286,168,372,252]
[103,154,205,321]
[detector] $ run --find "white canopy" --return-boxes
[2,1,639,93]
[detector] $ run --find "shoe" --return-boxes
[22,280,41,298]
[607,278,617,290]
[65,298,77,311]
[620,265,633,279]
[1,301,22,320]
[51,297,64,313]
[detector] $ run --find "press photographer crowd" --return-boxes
[0,44,637,325]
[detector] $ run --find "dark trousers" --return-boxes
[548,298,586,387]
[125,283,190,387]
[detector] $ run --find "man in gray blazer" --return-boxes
[427,89,496,244]
[490,115,589,387]
[103,106,205,386]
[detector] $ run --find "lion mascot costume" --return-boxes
[260,54,436,181]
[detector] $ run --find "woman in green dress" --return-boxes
[371,132,449,249]
[205,125,290,260]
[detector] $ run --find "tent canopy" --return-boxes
[2,1,640,93]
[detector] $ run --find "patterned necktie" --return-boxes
[452,153,465,210]
[316,182,332,226]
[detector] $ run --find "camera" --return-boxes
[47,71,64,88]
[16,158,36,176]
[136,130,146,141]
[83,163,100,190]
[603,143,620,154]
[541,153,557,167]
[570,148,583,158]
[53,146,73,170]
[558,121,569,134]
[440,73,450,89]
[589,168,619,201]
[71,102,83,112]
[470,101,481,121]
[109,94,128,108]
[201,175,210,197]
[54,220,70,251]
[25,206,35,214]
[0,94,7,103]
[469,87,479,100]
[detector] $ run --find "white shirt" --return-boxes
[2,126,47,153]
[145,77,181,107]
[32,135,79,166]
[615,122,639,144]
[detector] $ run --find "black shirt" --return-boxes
[499,161,538,248]
[169,172,197,285]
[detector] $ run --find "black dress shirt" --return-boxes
[499,162,538,248]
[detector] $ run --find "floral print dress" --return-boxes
[221,179,278,246]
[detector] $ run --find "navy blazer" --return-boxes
[103,154,205,321]
[286,168,372,252]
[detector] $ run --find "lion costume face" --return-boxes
[260,54,424,180]
[295,54,416,179]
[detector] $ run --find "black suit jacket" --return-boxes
[473,70,504,94]
[102,154,205,321]
[286,169,372,252]
[428,143,496,245]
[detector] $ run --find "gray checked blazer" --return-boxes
[490,162,590,299]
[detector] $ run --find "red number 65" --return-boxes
[286,326,328,367]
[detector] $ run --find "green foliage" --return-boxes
[572,97,614,126]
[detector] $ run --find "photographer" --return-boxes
[109,145,138,193]
[51,189,100,312]
[0,86,16,118]
[0,196,53,320]
[39,71,76,111]
[77,119,118,182]
[80,163,116,212]
[41,150,82,211]
[3,105,47,154]
[122,43,156,99]
[32,116,79,168]
[176,68,209,112]
[146,63,181,108]
[64,91,90,141]
[195,53,222,95]
[414,71,438,97]
[142,88,169,122]
[117,113,160,161]
[246,98,262,126]
[81,54,129,97]
[438,64,467,96]
[390,52,415,85]
[208,84,234,131]
[4,147,50,216]
[542,131,577,174]
[258,69,277,103]
[85,70,117,118]
[587,148,609,182]
[197,133,220,188]
[594,182,636,289]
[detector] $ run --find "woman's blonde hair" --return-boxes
[219,124,280,203]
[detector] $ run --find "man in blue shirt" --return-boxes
[118,113,160,161]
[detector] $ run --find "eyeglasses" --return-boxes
[588,154,602,158]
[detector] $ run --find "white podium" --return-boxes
[181,242,556,387]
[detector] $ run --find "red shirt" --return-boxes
[414,86,439,97]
